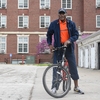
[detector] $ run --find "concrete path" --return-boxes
[0,64,100,100]
[32,67,100,100]
[0,64,37,100]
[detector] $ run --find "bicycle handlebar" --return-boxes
[52,46,67,52]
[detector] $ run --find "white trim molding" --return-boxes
[0,31,47,35]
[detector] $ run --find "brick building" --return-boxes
[0,0,100,64]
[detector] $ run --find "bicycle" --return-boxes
[42,46,71,98]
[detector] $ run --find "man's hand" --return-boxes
[64,40,71,46]
[49,45,54,53]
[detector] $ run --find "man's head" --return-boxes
[58,8,67,22]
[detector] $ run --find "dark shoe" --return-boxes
[74,87,84,94]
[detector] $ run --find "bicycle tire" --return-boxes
[63,67,71,92]
[42,64,71,98]
[63,79,71,92]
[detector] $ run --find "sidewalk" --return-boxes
[32,67,100,100]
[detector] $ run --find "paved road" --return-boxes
[0,64,37,100]
[0,64,100,100]
[32,67,100,100]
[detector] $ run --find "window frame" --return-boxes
[0,35,7,54]
[38,35,50,54]
[96,0,100,5]
[96,15,100,28]
[18,0,29,9]
[40,0,50,9]
[0,0,7,8]
[66,16,72,20]
[18,15,29,28]
[17,35,29,53]
[0,15,7,28]
[39,35,46,42]
[39,16,50,28]
[61,0,72,9]
[96,0,100,8]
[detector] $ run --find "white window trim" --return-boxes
[18,15,29,28]
[96,0,100,8]
[61,0,72,9]
[0,15,7,28]
[96,0,100,6]
[17,35,29,53]
[66,16,72,20]
[0,35,7,54]
[40,0,50,9]
[0,0,7,8]
[96,15,100,28]
[38,35,50,54]
[39,35,46,42]
[39,16,50,28]
[18,0,29,9]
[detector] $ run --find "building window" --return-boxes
[96,0,100,5]
[40,16,50,28]
[17,36,29,53]
[0,36,6,54]
[66,16,72,20]
[38,35,50,54]
[18,16,29,28]
[61,0,72,9]
[0,0,7,8]
[40,0,50,9]
[0,15,6,28]
[96,15,100,28]
[91,44,94,47]
[96,0,100,8]
[39,35,46,42]
[18,0,29,9]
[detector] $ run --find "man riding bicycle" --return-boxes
[47,8,84,94]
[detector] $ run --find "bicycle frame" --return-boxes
[61,47,67,66]
[53,46,67,67]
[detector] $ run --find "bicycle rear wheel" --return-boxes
[42,64,71,98]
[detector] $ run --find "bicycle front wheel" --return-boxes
[42,64,71,98]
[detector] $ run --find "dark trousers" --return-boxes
[52,47,79,89]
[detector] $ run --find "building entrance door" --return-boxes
[98,42,100,69]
